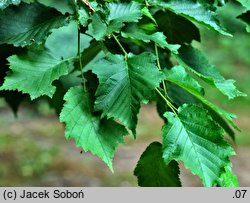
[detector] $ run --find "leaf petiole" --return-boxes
[155,44,173,102]
[112,34,128,60]
[155,88,178,116]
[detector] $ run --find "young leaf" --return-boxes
[90,53,164,134]
[0,2,68,47]
[0,49,72,100]
[60,86,128,171]
[148,0,231,36]
[134,142,181,187]
[121,24,180,53]
[163,66,239,131]
[176,45,247,99]
[162,104,235,187]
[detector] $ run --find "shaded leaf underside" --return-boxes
[134,142,181,187]
[148,0,231,35]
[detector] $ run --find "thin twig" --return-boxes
[73,0,87,91]
[155,43,174,102]
[78,28,87,92]
[155,88,178,115]
[81,0,95,12]
[112,34,128,60]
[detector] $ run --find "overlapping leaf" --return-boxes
[37,0,74,14]
[148,0,230,35]
[237,11,250,32]
[134,142,181,187]
[236,0,250,9]
[162,104,235,186]
[154,10,200,44]
[79,8,89,26]
[45,21,92,59]
[141,7,157,24]
[163,66,239,131]
[87,1,143,40]
[0,2,68,47]
[90,53,164,134]
[176,45,246,99]
[0,49,71,100]
[87,13,108,41]
[0,0,21,10]
[121,24,180,53]
[60,86,128,170]
[107,1,142,23]
[236,0,250,33]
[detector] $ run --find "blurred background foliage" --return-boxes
[0,0,250,186]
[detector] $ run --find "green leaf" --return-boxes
[0,0,21,10]
[154,10,200,44]
[49,71,82,115]
[79,8,89,27]
[81,41,104,68]
[176,45,246,99]
[107,1,142,23]
[87,13,108,41]
[0,2,68,47]
[205,105,235,141]
[237,11,250,33]
[236,0,250,9]
[165,66,205,96]
[45,21,92,59]
[217,166,239,187]
[106,1,143,35]
[134,142,181,187]
[164,66,239,131]
[90,53,164,134]
[141,7,157,24]
[121,24,180,53]
[162,104,235,187]
[60,86,128,170]
[0,49,71,100]
[37,0,74,14]
[148,0,231,36]
[87,2,143,40]
[168,84,199,106]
